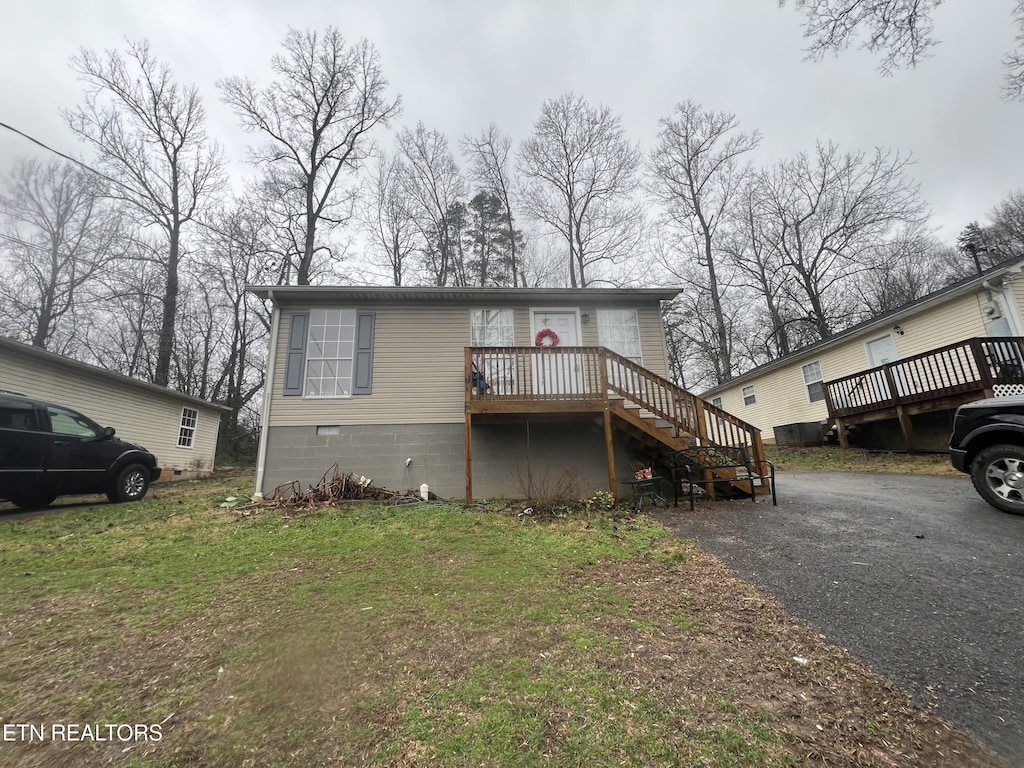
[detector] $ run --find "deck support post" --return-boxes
[836,419,850,448]
[465,412,473,504]
[603,407,617,499]
[895,405,917,452]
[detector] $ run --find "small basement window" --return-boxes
[178,407,198,448]
[742,385,756,406]
[316,425,341,436]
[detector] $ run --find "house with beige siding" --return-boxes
[0,336,226,479]
[248,286,772,501]
[701,258,1024,451]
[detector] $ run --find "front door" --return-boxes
[866,334,903,400]
[532,310,582,395]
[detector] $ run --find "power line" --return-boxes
[0,120,257,252]
[0,121,125,192]
[0,232,49,252]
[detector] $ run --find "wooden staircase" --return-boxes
[599,351,768,499]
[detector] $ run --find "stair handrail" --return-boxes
[599,349,765,454]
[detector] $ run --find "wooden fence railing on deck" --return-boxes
[824,336,1024,419]
[467,346,766,458]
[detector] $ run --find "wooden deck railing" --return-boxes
[467,346,765,452]
[824,336,1024,419]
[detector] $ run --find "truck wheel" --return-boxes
[107,464,151,503]
[970,444,1024,515]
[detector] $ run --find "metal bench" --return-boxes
[669,445,777,511]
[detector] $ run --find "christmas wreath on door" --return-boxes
[535,328,560,347]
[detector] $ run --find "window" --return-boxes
[470,309,514,346]
[597,309,642,363]
[802,361,826,403]
[711,396,724,426]
[305,309,357,397]
[316,425,340,436]
[178,407,198,448]
[283,310,375,398]
[0,399,38,431]
[742,385,756,406]
[48,406,103,438]
[471,309,516,395]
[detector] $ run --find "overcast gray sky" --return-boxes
[1,0,1020,243]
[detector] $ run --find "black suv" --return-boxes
[0,391,161,509]
[950,395,1024,514]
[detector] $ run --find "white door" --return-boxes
[532,310,582,395]
[866,334,902,400]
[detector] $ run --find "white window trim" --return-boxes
[305,309,356,399]
[178,407,198,449]
[470,308,516,347]
[802,360,826,404]
[596,308,643,365]
[742,385,756,406]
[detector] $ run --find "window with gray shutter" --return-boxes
[283,309,375,397]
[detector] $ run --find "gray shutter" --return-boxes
[353,312,375,395]
[283,313,309,396]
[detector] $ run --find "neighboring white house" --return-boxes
[0,336,226,479]
[701,257,1024,450]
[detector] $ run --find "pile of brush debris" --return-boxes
[234,464,435,516]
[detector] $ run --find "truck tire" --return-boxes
[970,444,1024,515]
[107,464,151,503]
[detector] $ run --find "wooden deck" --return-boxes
[464,346,768,503]
[823,336,1024,450]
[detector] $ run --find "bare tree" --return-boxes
[987,189,1024,259]
[395,123,466,287]
[64,39,225,386]
[853,225,948,316]
[758,142,928,339]
[462,124,522,286]
[650,101,761,382]
[518,93,644,287]
[358,152,419,286]
[781,0,1024,99]
[80,237,167,381]
[181,202,271,459]
[0,158,122,350]
[720,176,801,358]
[219,28,401,285]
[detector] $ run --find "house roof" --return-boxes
[0,336,231,412]
[246,285,681,305]
[701,256,1024,397]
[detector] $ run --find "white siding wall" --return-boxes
[0,348,222,474]
[267,299,671,428]
[711,290,995,436]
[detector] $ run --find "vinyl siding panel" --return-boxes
[0,347,222,473]
[267,298,671,427]
[710,289,996,436]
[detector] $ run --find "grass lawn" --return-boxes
[765,445,962,476]
[0,470,1007,767]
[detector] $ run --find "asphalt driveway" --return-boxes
[653,470,1024,766]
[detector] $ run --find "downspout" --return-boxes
[253,290,280,498]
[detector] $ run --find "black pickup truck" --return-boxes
[950,395,1024,515]
[0,391,161,509]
